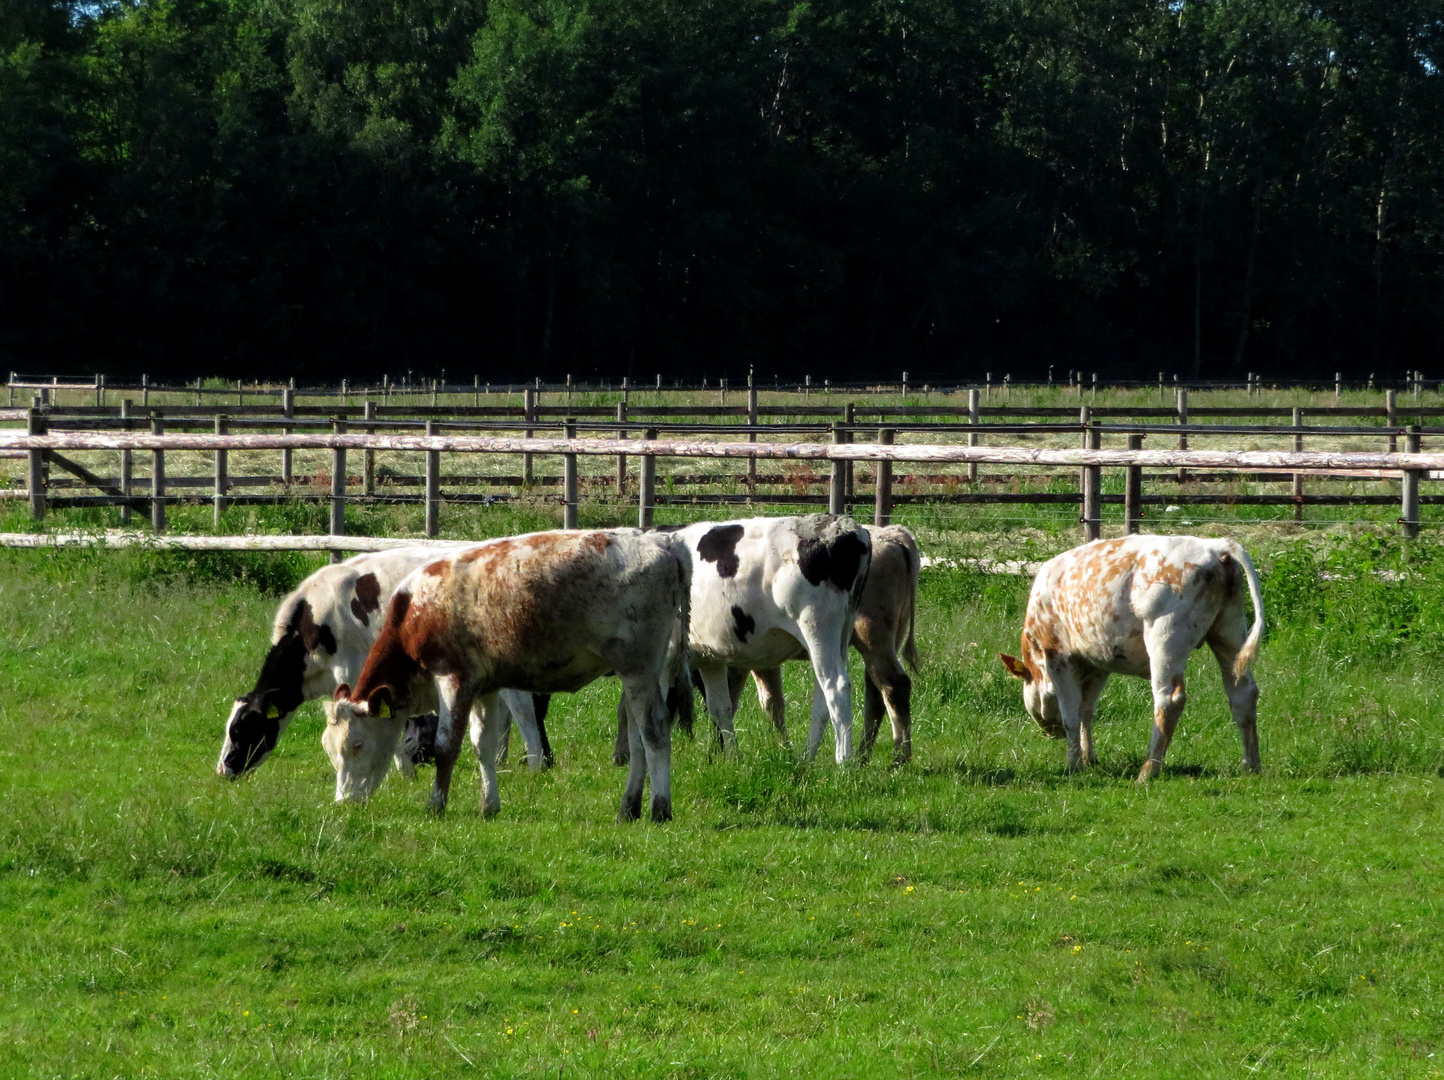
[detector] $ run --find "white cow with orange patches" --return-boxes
[1000,535,1264,781]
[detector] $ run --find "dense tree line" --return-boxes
[3,0,1442,383]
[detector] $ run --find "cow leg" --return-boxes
[864,654,913,767]
[618,678,672,823]
[697,663,738,752]
[1138,654,1187,782]
[470,692,506,816]
[614,695,631,767]
[800,623,854,764]
[501,690,547,772]
[1076,670,1108,768]
[430,676,475,814]
[1045,662,1087,772]
[751,667,790,747]
[495,711,511,765]
[858,672,885,764]
[1208,631,1261,774]
[532,694,555,767]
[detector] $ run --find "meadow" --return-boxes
[2,504,1444,1077]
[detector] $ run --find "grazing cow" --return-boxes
[748,524,920,765]
[629,515,871,763]
[217,547,551,779]
[999,535,1264,781]
[326,529,691,821]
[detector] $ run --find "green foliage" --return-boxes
[1263,532,1444,661]
[4,0,1444,376]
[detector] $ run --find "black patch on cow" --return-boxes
[349,572,382,626]
[697,524,745,578]
[730,604,756,642]
[797,526,868,591]
[295,600,337,656]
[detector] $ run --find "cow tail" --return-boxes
[902,537,921,673]
[1230,541,1266,681]
[665,534,693,701]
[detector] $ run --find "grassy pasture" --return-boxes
[3,526,1444,1078]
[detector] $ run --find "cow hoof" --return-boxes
[613,752,631,767]
[617,798,643,823]
[480,801,500,819]
[650,796,673,823]
[427,794,449,815]
[1135,762,1159,783]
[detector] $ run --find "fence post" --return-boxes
[26,406,46,522]
[615,402,628,496]
[1176,388,1189,484]
[282,386,295,486]
[424,419,439,538]
[1124,433,1142,534]
[874,429,894,526]
[747,384,759,499]
[1080,405,1100,541]
[1386,388,1398,454]
[330,417,347,558]
[1402,426,1422,539]
[829,423,846,514]
[1334,372,1342,399]
[474,374,480,407]
[142,373,149,407]
[363,401,376,496]
[523,386,535,485]
[237,379,243,407]
[213,415,228,527]
[843,402,855,498]
[120,399,132,525]
[95,374,103,407]
[151,413,166,533]
[967,388,980,483]
[1292,407,1304,522]
[639,429,657,528]
[563,419,579,529]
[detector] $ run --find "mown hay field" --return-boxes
[2,508,1444,1078]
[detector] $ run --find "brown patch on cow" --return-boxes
[461,539,515,564]
[350,572,383,626]
[421,558,452,578]
[297,601,337,655]
[347,591,424,707]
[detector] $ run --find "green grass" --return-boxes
[3,536,1444,1078]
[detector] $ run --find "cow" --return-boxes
[998,534,1264,781]
[325,529,691,822]
[217,547,552,780]
[617,515,871,764]
[747,524,920,765]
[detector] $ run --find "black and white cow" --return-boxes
[749,524,920,765]
[622,515,871,763]
[218,547,552,779]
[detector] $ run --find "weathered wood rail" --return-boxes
[5,428,1438,546]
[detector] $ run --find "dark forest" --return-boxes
[3,0,1443,383]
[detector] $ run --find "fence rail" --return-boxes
[4,428,1438,549]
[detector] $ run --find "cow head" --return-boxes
[323,683,405,802]
[217,692,292,777]
[999,653,1065,738]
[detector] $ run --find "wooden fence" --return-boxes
[3,429,1439,550]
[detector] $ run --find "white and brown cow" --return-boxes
[748,524,920,765]
[647,515,872,763]
[999,535,1264,781]
[218,547,551,779]
[326,529,691,821]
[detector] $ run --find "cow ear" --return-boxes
[367,686,394,720]
[332,683,351,702]
[999,654,1031,682]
